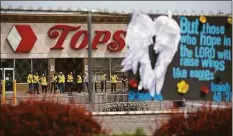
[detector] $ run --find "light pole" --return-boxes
[87,12,93,111]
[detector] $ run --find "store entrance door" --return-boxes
[0,68,15,92]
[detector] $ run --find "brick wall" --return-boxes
[94,114,170,135]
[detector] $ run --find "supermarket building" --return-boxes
[0,7,128,92]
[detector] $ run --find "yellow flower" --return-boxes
[199,16,207,24]
[228,17,232,25]
[177,80,189,94]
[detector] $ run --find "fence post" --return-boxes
[183,98,187,118]
[160,101,162,109]
[1,80,6,104]
[13,80,17,105]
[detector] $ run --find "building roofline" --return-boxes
[0,6,128,16]
[1,6,231,17]
[0,6,231,23]
[0,13,128,23]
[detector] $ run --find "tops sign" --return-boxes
[2,23,127,58]
[48,25,126,52]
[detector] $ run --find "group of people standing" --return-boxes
[27,71,128,94]
[90,72,127,92]
[27,72,48,94]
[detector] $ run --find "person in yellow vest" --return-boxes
[111,72,119,92]
[77,73,82,93]
[101,73,107,92]
[50,73,57,94]
[67,72,74,94]
[58,72,65,94]
[33,72,40,94]
[27,72,34,94]
[57,73,62,93]
[40,74,48,94]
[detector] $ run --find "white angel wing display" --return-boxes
[149,12,181,96]
[122,11,181,99]
[121,12,156,91]
[121,12,155,73]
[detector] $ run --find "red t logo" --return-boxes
[7,25,37,53]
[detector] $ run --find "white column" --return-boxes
[31,59,33,72]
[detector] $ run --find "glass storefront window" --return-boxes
[9,58,125,83]
[33,59,48,76]
[111,58,124,77]
[15,59,31,83]
[55,58,83,76]
[0,59,13,68]
[92,58,109,80]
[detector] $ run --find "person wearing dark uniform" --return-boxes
[40,74,47,94]
[101,74,107,92]
[67,72,74,94]
[77,73,82,93]
[50,73,57,94]
[33,72,40,94]
[122,73,127,91]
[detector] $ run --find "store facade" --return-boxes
[1,11,128,91]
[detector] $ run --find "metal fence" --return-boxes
[4,93,232,112]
